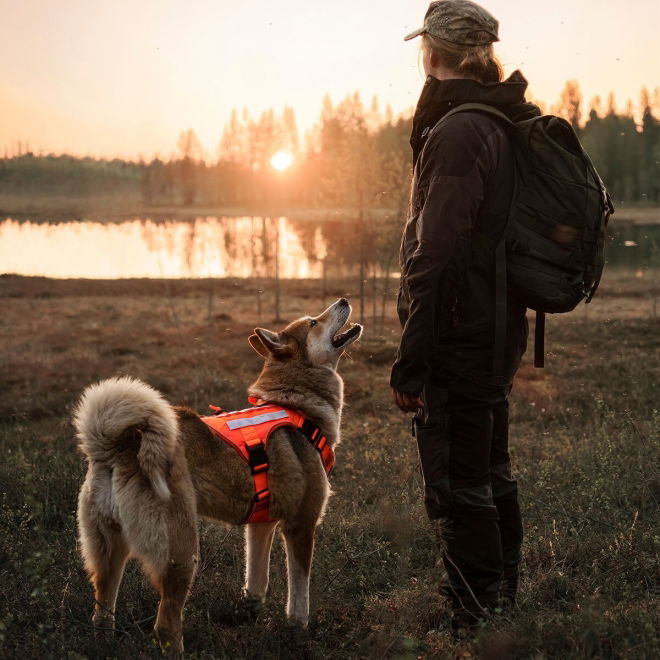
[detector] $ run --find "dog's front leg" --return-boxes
[244,521,278,602]
[283,524,315,626]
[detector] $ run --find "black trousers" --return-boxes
[414,370,523,598]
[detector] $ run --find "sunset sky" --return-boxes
[1,0,658,160]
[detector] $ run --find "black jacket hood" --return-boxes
[410,70,541,164]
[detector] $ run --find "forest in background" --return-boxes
[1,81,658,215]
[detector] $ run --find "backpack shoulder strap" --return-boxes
[441,102,515,126]
[424,103,515,147]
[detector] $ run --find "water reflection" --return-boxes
[0,217,330,279]
[0,216,658,279]
[607,222,660,270]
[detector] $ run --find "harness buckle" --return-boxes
[246,442,269,475]
[299,418,334,475]
[300,418,316,439]
[254,487,270,502]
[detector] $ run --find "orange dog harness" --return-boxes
[199,398,334,524]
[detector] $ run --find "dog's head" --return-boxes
[248,298,363,369]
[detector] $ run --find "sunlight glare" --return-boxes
[270,151,293,171]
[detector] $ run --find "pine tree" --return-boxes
[556,80,582,132]
[219,109,245,164]
[281,106,300,156]
[640,88,659,202]
[177,129,202,205]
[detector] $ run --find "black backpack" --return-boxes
[441,103,614,378]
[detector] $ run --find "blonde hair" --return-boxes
[422,32,503,83]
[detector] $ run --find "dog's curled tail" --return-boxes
[73,376,178,501]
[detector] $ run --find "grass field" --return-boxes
[0,271,658,659]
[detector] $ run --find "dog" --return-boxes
[73,298,362,656]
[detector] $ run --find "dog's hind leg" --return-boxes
[78,480,130,631]
[151,516,199,658]
[90,531,130,631]
[152,559,197,658]
[79,515,130,629]
[282,522,315,626]
[244,521,278,602]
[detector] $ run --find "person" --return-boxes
[390,0,540,632]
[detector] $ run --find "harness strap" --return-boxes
[300,419,335,474]
[240,425,272,524]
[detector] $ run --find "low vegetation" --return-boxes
[0,272,657,658]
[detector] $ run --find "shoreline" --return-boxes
[1,193,658,224]
[0,193,396,223]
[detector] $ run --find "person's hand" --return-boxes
[391,388,424,413]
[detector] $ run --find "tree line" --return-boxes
[1,81,658,209]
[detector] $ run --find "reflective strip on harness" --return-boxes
[226,410,289,430]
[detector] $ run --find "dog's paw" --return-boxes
[91,612,116,637]
[285,615,309,630]
[283,617,312,647]
[239,590,265,620]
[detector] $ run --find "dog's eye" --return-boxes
[310,319,317,327]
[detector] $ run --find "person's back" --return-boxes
[394,72,540,389]
[391,0,539,634]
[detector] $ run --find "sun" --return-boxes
[270,151,293,171]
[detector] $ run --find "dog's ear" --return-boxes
[250,328,291,357]
[248,333,270,358]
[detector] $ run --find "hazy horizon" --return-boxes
[2,0,659,160]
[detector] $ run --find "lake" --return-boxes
[1,216,658,279]
[0,216,331,279]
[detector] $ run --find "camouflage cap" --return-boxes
[404,0,499,46]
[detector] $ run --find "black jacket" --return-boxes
[390,71,541,396]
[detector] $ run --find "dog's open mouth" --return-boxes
[331,323,362,348]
